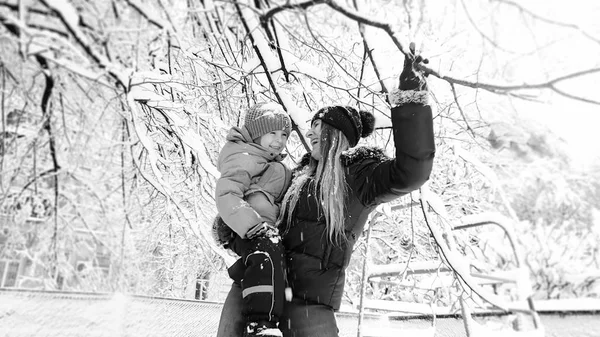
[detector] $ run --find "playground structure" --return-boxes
[357,188,545,337]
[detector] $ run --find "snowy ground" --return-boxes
[1,289,598,337]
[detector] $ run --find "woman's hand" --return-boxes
[399,42,429,91]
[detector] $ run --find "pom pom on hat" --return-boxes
[359,110,375,138]
[244,102,292,141]
[311,105,375,147]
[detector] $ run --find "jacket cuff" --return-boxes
[388,89,429,107]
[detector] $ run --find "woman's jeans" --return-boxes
[216,282,339,337]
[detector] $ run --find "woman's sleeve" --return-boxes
[354,88,435,206]
[215,154,264,238]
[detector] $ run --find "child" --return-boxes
[213,102,292,337]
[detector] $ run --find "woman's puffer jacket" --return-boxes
[281,90,435,310]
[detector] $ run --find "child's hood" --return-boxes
[225,126,253,143]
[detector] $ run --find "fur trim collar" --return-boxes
[341,146,389,166]
[388,88,429,106]
[294,146,389,172]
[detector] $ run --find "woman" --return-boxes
[217,47,435,337]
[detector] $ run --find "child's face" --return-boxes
[259,130,289,155]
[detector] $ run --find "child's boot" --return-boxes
[243,320,282,337]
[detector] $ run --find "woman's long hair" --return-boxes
[278,123,350,244]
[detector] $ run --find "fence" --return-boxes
[2,288,600,337]
[0,288,448,337]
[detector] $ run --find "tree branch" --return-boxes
[235,1,311,151]
[302,12,368,94]
[34,54,61,279]
[40,0,127,88]
[492,0,600,45]
[261,0,326,22]
[352,0,388,95]
[256,0,600,106]
[320,0,600,105]
[420,66,600,105]
[459,0,515,53]
[325,0,407,56]
[287,69,386,114]
[1,64,5,180]
[450,83,475,138]
[124,0,172,31]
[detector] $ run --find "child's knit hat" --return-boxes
[244,102,292,141]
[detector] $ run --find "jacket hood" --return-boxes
[226,126,253,143]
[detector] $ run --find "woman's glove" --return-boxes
[398,42,429,91]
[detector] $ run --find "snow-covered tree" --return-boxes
[0,0,598,303]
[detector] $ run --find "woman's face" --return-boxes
[306,119,322,160]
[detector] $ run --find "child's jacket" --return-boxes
[215,126,291,238]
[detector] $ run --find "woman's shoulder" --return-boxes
[341,146,389,167]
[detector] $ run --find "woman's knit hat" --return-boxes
[244,102,292,141]
[311,106,375,147]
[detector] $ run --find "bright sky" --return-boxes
[516,96,600,168]
[511,0,600,168]
[420,0,600,169]
[255,0,600,168]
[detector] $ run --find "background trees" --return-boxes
[1,0,598,302]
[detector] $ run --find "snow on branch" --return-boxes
[128,71,220,179]
[126,95,173,197]
[125,0,176,32]
[125,93,231,262]
[0,12,113,86]
[40,0,128,87]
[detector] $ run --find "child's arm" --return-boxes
[215,153,264,238]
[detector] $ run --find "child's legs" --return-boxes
[241,236,285,323]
